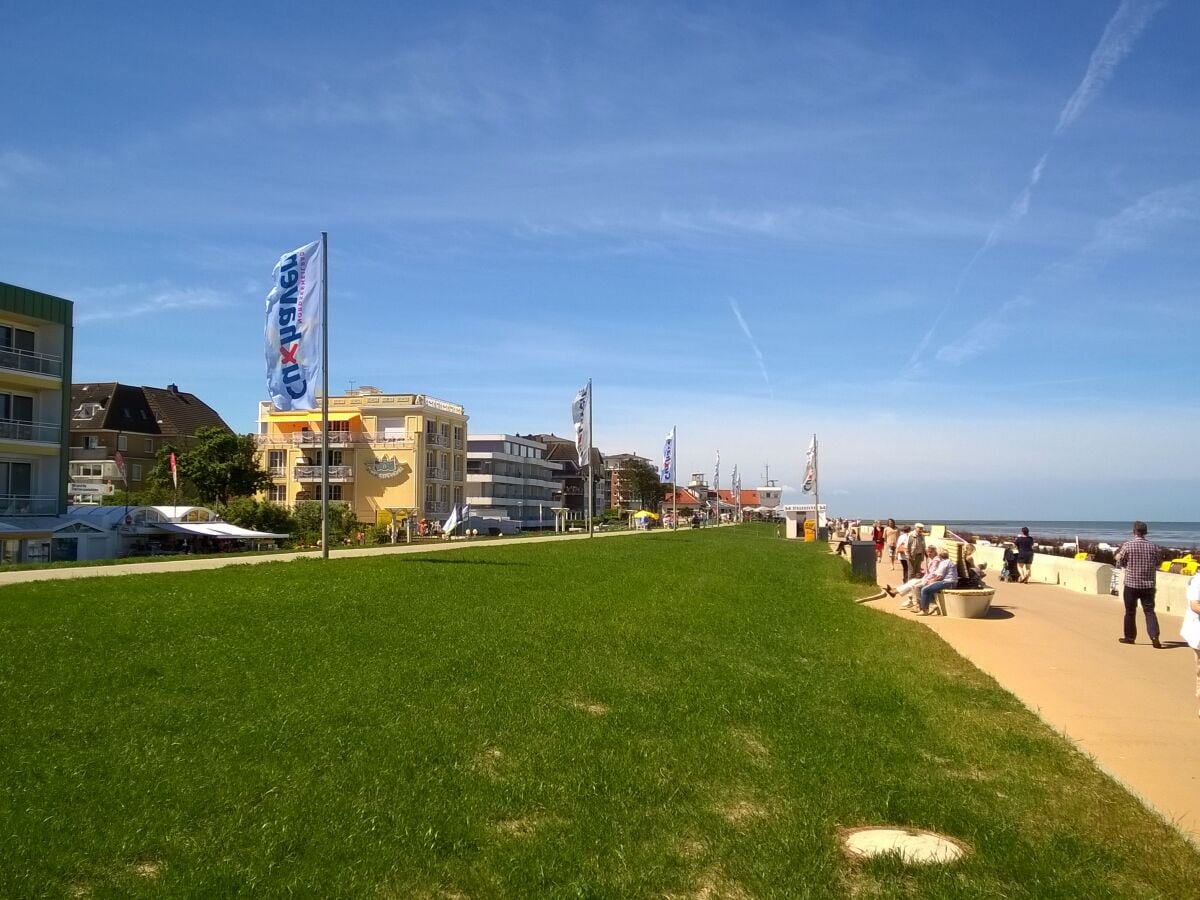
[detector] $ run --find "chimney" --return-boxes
[167,383,179,394]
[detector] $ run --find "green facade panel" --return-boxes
[0,280,74,514]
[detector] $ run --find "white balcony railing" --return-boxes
[0,347,63,378]
[0,419,60,443]
[426,466,449,481]
[293,465,354,483]
[425,432,450,448]
[0,494,58,515]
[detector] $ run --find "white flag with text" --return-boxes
[266,239,323,411]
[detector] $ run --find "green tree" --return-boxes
[293,501,360,546]
[151,427,270,506]
[622,458,666,510]
[218,497,296,536]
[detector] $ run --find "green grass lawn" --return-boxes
[2,526,1198,898]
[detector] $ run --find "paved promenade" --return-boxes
[858,555,1200,844]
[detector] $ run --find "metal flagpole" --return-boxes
[714,450,719,527]
[672,426,677,530]
[812,433,820,536]
[587,378,594,537]
[320,231,330,561]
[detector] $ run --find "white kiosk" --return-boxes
[782,504,828,541]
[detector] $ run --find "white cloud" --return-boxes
[0,149,47,189]
[73,283,234,324]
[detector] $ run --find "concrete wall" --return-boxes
[948,542,1193,613]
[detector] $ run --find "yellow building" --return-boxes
[256,386,467,526]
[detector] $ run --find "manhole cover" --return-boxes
[840,827,967,864]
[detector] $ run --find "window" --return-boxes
[0,461,32,496]
[117,435,128,451]
[131,464,142,482]
[72,463,105,478]
[314,484,342,500]
[426,450,435,470]
[425,420,437,435]
[0,325,35,352]
[440,423,450,437]
[314,450,343,466]
[439,485,449,504]
[453,486,463,504]
[440,453,449,472]
[74,403,101,420]
[144,438,154,453]
[0,393,34,422]
[83,435,101,449]
[425,485,437,505]
[268,484,287,503]
[268,450,286,471]
[329,420,350,433]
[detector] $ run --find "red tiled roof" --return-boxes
[663,488,702,507]
[717,489,761,506]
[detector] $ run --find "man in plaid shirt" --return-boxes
[1115,521,1163,648]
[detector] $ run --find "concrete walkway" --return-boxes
[858,557,1200,843]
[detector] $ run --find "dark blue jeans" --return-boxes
[1123,586,1160,641]
[919,579,955,613]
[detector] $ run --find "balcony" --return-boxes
[268,466,286,478]
[70,446,109,460]
[425,432,450,448]
[426,466,449,481]
[424,501,450,515]
[0,347,63,378]
[293,465,355,483]
[0,494,59,515]
[453,438,464,450]
[254,431,414,449]
[0,419,60,444]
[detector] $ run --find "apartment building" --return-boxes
[527,433,607,522]
[466,434,561,530]
[0,281,72,562]
[68,383,231,503]
[256,386,467,525]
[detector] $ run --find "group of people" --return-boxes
[841,516,1200,718]
[853,522,988,615]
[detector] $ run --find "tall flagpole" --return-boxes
[586,378,594,537]
[320,231,330,561]
[812,432,821,535]
[672,426,677,530]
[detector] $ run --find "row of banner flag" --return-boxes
[259,238,821,526]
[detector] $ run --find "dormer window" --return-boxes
[73,402,102,420]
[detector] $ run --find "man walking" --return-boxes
[1115,521,1163,649]
[907,524,926,577]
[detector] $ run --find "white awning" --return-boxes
[157,522,289,539]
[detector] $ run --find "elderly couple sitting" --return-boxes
[885,545,959,615]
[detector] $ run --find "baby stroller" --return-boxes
[1000,547,1019,583]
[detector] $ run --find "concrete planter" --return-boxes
[937,589,995,619]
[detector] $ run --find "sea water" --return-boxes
[937,520,1200,550]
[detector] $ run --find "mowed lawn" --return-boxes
[2,528,1199,898]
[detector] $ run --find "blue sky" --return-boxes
[2,1,1197,519]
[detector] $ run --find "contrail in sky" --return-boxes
[906,0,1168,373]
[730,299,772,397]
[1056,0,1169,134]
